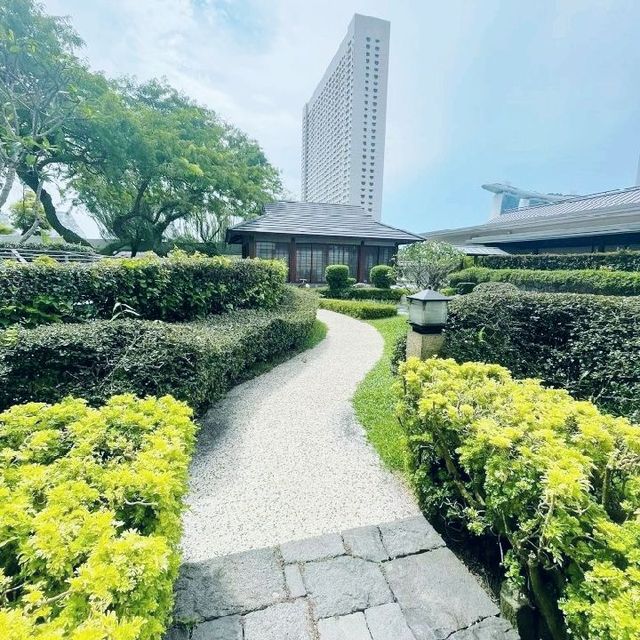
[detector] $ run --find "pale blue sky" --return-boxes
[42,0,640,234]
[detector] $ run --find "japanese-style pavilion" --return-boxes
[226,201,422,284]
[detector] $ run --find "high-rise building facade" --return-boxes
[301,14,390,221]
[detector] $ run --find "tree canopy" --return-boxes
[0,0,282,253]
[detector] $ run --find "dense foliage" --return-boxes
[318,286,409,302]
[324,264,355,293]
[318,298,397,319]
[477,250,640,272]
[449,266,640,296]
[0,240,95,254]
[370,265,395,288]
[0,289,317,414]
[396,241,463,289]
[397,357,640,640]
[0,0,281,251]
[442,287,640,421]
[0,394,197,640]
[0,253,286,327]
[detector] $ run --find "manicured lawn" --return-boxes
[353,315,409,472]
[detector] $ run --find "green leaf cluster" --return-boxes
[318,298,397,319]
[319,287,409,302]
[441,288,640,421]
[449,266,640,296]
[0,253,287,327]
[397,357,640,640]
[0,289,318,414]
[369,265,396,289]
[0,394,197,640]
[477,250,640,272]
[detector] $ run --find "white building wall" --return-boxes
[301,14,390,221]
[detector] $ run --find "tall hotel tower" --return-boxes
[301,14,390,221]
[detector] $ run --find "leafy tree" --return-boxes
[0,0,90,245]
[71,80,281,255]
[0,222,12,235]
[9,189,50,233]
[396,241,463,289]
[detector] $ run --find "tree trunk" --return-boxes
[0,165,16,210]
[19,180,44,244]
[527,559,567,640]
[17,166,91,247]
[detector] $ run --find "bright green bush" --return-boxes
[448,266,640,296]
[397,357,640,640]
[370,265,395,288]
[442,288,640,421]
[0,252,287,327]
[318,286,409,302]
[0,394,197,640]
[477,250,640,272]
[325,264,355,294]
[318,297,396,319]
[0,289,317,414]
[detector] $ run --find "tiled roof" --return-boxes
[227,201,423,242]
[486,185,640,225]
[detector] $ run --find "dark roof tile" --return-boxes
[227,201,422,242]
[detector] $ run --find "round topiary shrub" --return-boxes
[370,264,395,289]
[325,264,354,293]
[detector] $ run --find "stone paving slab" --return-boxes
[167,516,518,640]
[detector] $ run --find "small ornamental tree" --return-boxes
[370,264,395,288]
[396,241,463,289]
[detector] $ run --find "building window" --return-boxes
[256,241,289,262]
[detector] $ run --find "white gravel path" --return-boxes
[181,309,419,561]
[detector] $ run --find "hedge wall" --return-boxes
[397,357,640,640]
[449,266,640,296]
[477,250,640,272]
[0,394,197,640]
[0,253,287,327]
[318,287,409,302]
[0,289,317,414]
[318,297,397,319]
[442,287,640,421]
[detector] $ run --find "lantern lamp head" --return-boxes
[406,289,452,334]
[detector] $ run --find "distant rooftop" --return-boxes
[423,184,640,248]
[485,184,640,225]
[227,201,422,243]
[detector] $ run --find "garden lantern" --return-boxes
[406,289,452,334]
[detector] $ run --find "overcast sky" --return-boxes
[41,0,640,233]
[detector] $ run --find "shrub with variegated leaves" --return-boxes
[397,357,640,640]
[0,394,197,640]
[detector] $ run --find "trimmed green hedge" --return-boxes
[449,266,640,296]
[319,287,409,302]
[0,394,197,639]
[370,264,395,288]
[477,250,640,272]
[397,357,640,640]
[0,240,96,253]
[318,297,397,319]
[0,289,317,414]
[442,287,640,421]
[0,253,287,327]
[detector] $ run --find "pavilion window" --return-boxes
[256,241,289,262]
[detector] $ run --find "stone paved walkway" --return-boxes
[167,516,518,640]
[171,310,518,639]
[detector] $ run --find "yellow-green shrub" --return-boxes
[397,358,640,640]
[0,394,197,640]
